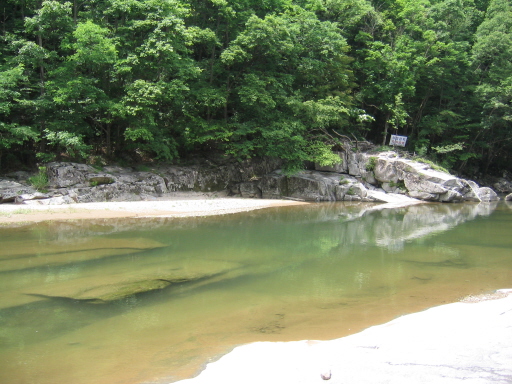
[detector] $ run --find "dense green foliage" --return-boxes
[0,0,510,175]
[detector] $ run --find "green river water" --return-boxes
[1,201,511,384]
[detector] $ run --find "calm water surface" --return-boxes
[1,201,512,384]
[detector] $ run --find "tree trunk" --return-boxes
[224,73,230,123]
[411,90,431,137]
[382,113,391,146]
[37,33,45,96]
[106,125,111,158]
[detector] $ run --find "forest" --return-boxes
[0,0,510,176]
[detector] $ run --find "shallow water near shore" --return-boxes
[1,201,512,384]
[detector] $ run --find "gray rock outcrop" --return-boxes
[1,158,281,205]
[494,178,512,194]
[236,151,499,203]
[0,180,37,203]
[0,151,500,205]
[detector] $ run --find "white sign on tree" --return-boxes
[389,135,407,147]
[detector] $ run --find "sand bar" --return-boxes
[0,194,308,224]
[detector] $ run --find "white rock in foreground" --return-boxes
[176,290,512,384]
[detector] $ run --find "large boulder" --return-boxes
[258,171,372,202]
[45,163,170,203]
[311,150,500,203]
[0,180,37,203]
[373,154,406,183]
[371,154,465,202]
[467,187,500,202]
[285,172,338,201]
[361,153,496,203]
[404,173,449,195]
[238,181,262,198]
[478,187,500,202]
[346,152,368,177]
[494,178,512,194]
[47,162,95,188]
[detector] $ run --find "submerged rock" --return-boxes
[30,269,237,305]
[73,276,194,303]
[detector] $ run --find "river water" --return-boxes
[1,201,511,384]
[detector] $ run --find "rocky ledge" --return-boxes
[0,150,501,205]
[252,151,499,203]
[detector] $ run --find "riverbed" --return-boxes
[0,200,511,384]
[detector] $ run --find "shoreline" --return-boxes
[176,289,512,384]
[0,195,309,224]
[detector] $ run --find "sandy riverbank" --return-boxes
[0,193,309,224]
